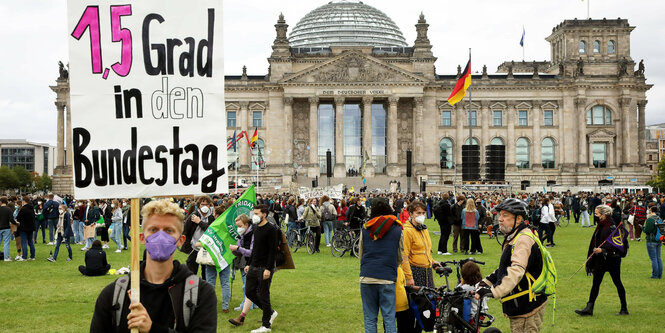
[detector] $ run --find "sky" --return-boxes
[1,0,664,147]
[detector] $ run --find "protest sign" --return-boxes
[200,185,256,272]
[68,0,226,199]
[299,184,344,200]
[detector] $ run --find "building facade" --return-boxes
[0,140,55,176]
[646,123,665,173]
[53,1,654,193]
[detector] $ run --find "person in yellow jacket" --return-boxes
[395,266,416,332]
[402,201,441,289]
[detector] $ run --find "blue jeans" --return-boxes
[47,218,58,242]
[34,219,47,243]
[205,264,231,310]
[111,222,122,249]
[19,231,35,259]
[646,242,662,278]
[287,221,297,236]
[360,283,397,333]
[53,233,72,260]
[73,219,81,243]
[0,229,11,258]
[322,220,334,246]
[122,224,130,249]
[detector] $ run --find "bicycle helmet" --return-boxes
[494,198,528,219]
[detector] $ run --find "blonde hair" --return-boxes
[465,198,476,211]
[141,199,185,232]
[235,214,251,226]
[595,204,613,218]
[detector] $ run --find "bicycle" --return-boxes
[407,258,501,333]
[286,225,317,255]
[330,224,361,258]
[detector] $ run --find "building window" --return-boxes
[592,143,607,168]
[516,138,530,169]
[593,40,600,54]
[227,111,237,128]
[518,110,528,126]
[586,105,612,125]
[543,110,554,126]
[579,40,586,54]
[442,111,451,126]
[490,137,504,145]
[440,138,453,169]
[608,40,615,54]
[252,111,262,127]
[469,110,477,126]
[343,104,363,175]
[371,103,387,174]
[226,137,239,171]
[542,137,555,169]
[43,148,49,175]
[493,110,502,126]
[251,138,265,170]
[1,148,35,172]
[465,138,479,145]
[318,104,335,173]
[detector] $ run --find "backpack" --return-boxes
[45,202,55,215]
[530,207,541,224]
[112,274,200,329]
[322,204,335,221]
[655,218,664,244]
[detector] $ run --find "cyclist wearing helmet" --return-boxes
[476,198,547,333]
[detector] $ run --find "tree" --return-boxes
[0,166,19,191]
[647,155,665,192]
[34,173,52,192]
[12,166,32,192]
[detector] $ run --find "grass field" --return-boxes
[0,217,662,333]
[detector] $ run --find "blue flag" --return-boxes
[520,27,525,47]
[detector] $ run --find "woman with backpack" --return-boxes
[575,205,628,316]
[320,195,336,248]
[461,199,482,255]
[643,206,663,279]
[580,195,591,227]
[302,198,322,253]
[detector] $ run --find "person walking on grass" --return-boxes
[110,200,123,253]
[228,214,258,327]
[575,204,629,317]
[16,197,36,261]
[433,193,452,255]
[643,206,662,279]
[48,204,73,262]
[0,196,16,261]
[42,194,59,245]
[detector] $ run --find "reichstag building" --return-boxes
[52,1,652,193]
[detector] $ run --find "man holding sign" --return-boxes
[90,200,217,332]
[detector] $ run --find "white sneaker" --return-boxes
[4,258,11,262]
[14,255,22,261]
[15,257,26,262]
[81,247,88,251]
[102,244,109,249]
[269,310,278,325]
[437,251,443,255]
[442,252,452,256]
[115,249,122,253]
[251,326,271,333]
[233,306,242,311]
[326,244,331,247]
[28,258,35,261]
[47,242,54,245]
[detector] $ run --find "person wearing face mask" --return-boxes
[110,200,123,253]
[401,201,441,300]
[90,199,217,332]
[181,196,215,277]
[244,204,279,333]
[48,204,73,262]
[228,214,257,326]
[199,205,232,314]
[475,198,548,332]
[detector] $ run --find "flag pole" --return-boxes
[568,221,624,280]
[468,48,472,148]
[235,127,238,194]
[129,198,141,333]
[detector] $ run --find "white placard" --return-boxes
[299,184,345,200]
[68,0,226,199]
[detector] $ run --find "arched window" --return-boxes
[227,136,239,171]
[464,138,479,145]
[490,137,504,145]
[586,105,612,125]
[542,138,555,169]
[579,40,586,54]
[440,138,453,169]
[608,40,615,54]
[251,138,265,170]
[593,40,600,54]
[516,138,530,169]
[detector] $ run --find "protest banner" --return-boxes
[299,184,344,200]
[68,0,226,199]
[199,185,256,272]
[68,2,225,329]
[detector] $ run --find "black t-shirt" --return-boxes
[141,280,175,330]
[248,222,278,270]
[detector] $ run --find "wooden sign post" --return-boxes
[130,198,141,333]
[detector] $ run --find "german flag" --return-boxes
[249,128,258,147]
[447,59,471,106]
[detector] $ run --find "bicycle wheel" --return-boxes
[351,237,360,258]
[306,231,316,255]
[286,230,298,248]
[330,231,345,257]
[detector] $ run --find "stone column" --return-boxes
[609,141,616,167]
[283,97,294,167]
[575,97,587,167]
[413,97,425,168]
[333,97,345,177]
[55,101,66,167]
[620,97,632,166]
[308,97,319,178]
[386,96,400,176]
[588,140,594,166]
[532,101,542,169]
[239,102,250,171]
[65,105,73,167]
[506,101,516,169]
[480,101,490,174]
[362,96,374,177]
[614,115,623,166]
[638,100,647,165]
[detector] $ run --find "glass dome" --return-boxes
[289,1,408,48]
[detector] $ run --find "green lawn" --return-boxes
[0,217,662,332]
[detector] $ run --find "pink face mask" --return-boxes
[144,231,178,262]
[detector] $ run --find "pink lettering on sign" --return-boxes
[110,5,133,77]
[71,6,103,74]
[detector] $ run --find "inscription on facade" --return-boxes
[318,89,388,96]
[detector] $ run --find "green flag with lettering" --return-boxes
[199,185,256,272]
